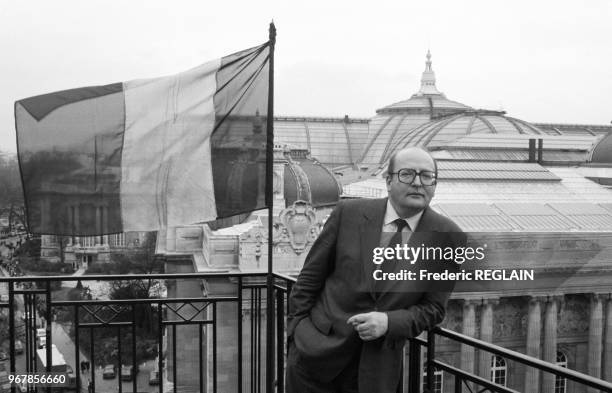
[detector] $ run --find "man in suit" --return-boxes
[286,147,465,393]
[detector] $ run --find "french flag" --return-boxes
[15,42,271,235]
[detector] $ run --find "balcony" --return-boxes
[0,273,611,393]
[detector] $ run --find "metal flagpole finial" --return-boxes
[269,21,276,44]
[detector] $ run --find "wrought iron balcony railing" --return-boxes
[0,272,610,393]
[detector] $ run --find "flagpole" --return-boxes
[265,21,276,393]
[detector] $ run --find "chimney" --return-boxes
[537,138,543,163]
[528,139,536,163]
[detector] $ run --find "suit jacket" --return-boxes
[287,198,465,392]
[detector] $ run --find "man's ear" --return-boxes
[429,183,437,196]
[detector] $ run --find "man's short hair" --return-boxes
[386,148,438,178]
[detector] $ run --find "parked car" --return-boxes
[148,370,160,385]
[121,365,138,381]
[102,364,116,379]
[0,350,8,361]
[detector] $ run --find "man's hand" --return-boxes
[347,312,388,341]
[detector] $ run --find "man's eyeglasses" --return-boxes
[388,168,437,186]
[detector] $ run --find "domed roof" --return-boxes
[590,133,612,163]
[378,95,472,114]
[359,109,544,165]
[280,145,342,207]
[358,51,478,165]
[370,110,545,166]
[376,51,472,116]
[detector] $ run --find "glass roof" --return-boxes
[590,133,612,163]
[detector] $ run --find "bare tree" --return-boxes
[0,154,26,234]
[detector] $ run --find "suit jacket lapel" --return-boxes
[412,207,438,233]
[360,198,387,301]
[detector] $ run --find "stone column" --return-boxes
[604,294,612,382]
[542,295,561,393]
[587,294,604,393]
[524,296,543,393]
[478,298,498,380]
[461,300,477,375]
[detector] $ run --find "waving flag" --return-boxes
[15,42,271,235]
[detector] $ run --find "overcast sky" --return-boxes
[1,0,611,153]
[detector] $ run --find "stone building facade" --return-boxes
[41,231,148,269]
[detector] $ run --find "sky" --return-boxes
[1,0,611,153]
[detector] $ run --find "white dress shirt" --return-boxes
[380,200,424,245]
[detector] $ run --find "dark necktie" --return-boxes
[376,218,409,295]
[389,218,408,248]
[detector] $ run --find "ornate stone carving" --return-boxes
[239,226,267,269]
[557,294,589,335]
[279,201,319,254]
[237,201,324,270]
[493,298,527,339]
[494,239,538,250]
[558,238,599,250]
[271,222,289,243]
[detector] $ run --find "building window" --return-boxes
[555,351,567,393]
[490,355,507,387]
[110,233,125,247]
[78,236,95,248]
[422,365,443,393]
